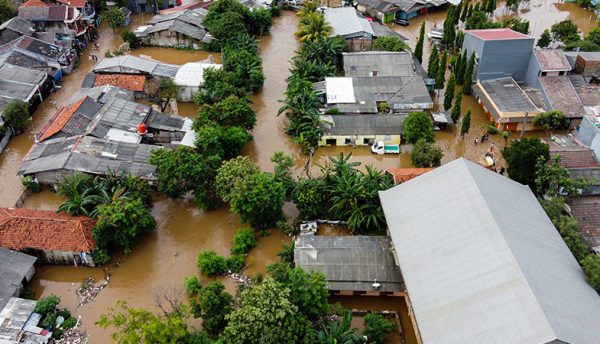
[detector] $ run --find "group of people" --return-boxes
[474,133,491,145]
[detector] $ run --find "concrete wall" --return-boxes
[33,169,75,186]
[41,250,95,267]
[146,31,197,49]
[525,54,541,89]
[319,134,401,146]
[576,115,600,158]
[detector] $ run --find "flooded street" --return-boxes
[0,1,589,342]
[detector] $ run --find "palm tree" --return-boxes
[57,188,104,217]
[296,12,332,42]
[316,312,365,344]
[57,172,94,199]
[300,37,347,65]
[297,0,319,19]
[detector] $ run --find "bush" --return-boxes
[34,294,61,316]
[581,254,600,292]
[2,100,29,132]
[231,228,256,255]
[411,139,443,168]
[184,276,202,297]
[62,317,77,329]
[120,31,139,48]
[92,249,110,266]
[226,255,245,272]
[197,251,227,276]
[277,242,295,263]
[51,328,64,339]
[57,308,71,319]
[276,220,296,236]
[363,313,395,344]
[41,312,57,328]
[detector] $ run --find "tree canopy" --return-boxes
[0,0,16,25]
[533,110,569,132]
[502,137,550,190]
[403,112,434,144]
[2,100,29,132]
[373,36,410,52]
[230,172,286,227]
[411,139,443,168]
[104,7,125,31]
[551,19,580,43]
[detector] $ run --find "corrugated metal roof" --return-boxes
[0,63,45,85]
[324,7,374,37]
[174,62,221,87]
[325,77,356,104]
[0,249,36,310]
[320,114,404,135]
[477,77,539,113]
[343,51,415,77]
[379,158,600,344]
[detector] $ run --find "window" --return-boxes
[364,138,374,145]
[559,71,565,76]
[541,72,547,76]
[325,138,336,146]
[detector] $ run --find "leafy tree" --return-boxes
[277,242,295,263]
[204,0,248,28]
[94,197,156,253]
[363,313,395,344]
[414,21,425,63]
[289,56,336,82]
[565,39,600,52]
[292,178,328,219]
[503,18,529,34]
[581,254,600,292]
[268,262,329,320]
[230,172,285,227]
[104,7,125,32]
[121,31,139,48]
[194,68,248,105]
[533,110,569,132]
[231,227,256,255]
[196,95,255,130]
[535,155,588,197]
[271,151,295,195]
[197,251,227,276]
[502,137,550,190]
[194,123,252,160]
[207,11,247,43]
[551,19,580,43]
[194,281,233,337]
[435,53,447,90]
[466,10,500,30]
[225,255,245,272]
[486,0,496,13]
[403,112,434,144]
[223,48,265,92]
[444,73,456,111]
[456,50,468,85]
[450,87,463,124]
[296,12,332,42]
[2,100,29,132]
[225,32,259,54]
[427,45,439,78]
[158,78,182,112]
[34,295,61,316]
[246,8,272,35]
[554,215,590,262]
[315,311,365,344]
[215,156,260,202]
[463,53,476,94]
[411,139,443,167]
[220,277,314,343]
[0,0,16,24]
[373,36,410,52]
[184,276,202,297]
[460,107,471,137]
[57,188,105,217]
[538,29,552,48]
[97,301,193,343]
[586,27,600,46]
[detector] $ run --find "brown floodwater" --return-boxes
[4,5,579,342]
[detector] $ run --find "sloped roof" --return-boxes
[174,62,221,87]
[379,158,600,344]
[0,207,96,253]
[386,167,433,184]
[18,0,51,8]
[534,49,571,71]
[0,248,36,309]
[93,55,159,75]
[93,74,146,92]
[0,18,35,36]
[37,97,87,142]
[568,196,600,247]
[465,28,531,41]
[538,76,584,119]
[319,114,404,135]
[0,63,46,85]
[343,51,416,77]
[324,7,374,37]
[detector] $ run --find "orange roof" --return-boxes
[93,74,146,92]
[0,208,96,253]
[386,168,434,184]
[19,0,50,8]
[37,97,86,142]
[57,0,86,7]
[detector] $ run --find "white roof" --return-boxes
[379,158,600,344]
[325,77,356,104]
[174,62,222,87]
[324,7,374,37]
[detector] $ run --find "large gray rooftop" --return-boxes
[294,235,404,292]
[477,77,538,113]
[0,63,46,85]
[320,114,404,136]
[379,158,600,344]
[343,51,416,77]
[0,248,36,310]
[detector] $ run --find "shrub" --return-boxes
[226,255,245,273]
[197,251,227,276]
[184,276,202,297]
[581,254,600,292]
[41,312,57,328]
[57,308,71,319]
[92,249,110,266]
[277,242,295,263]
[403,112,434,144]
[363,313,395,344]
[120,31,139,48]
[62,317,77,329]
[411,139,443,168]
[276,220,296,236]
[34,294,61,316]
[2,100,29,132]
[231,228,256,255]
[51,328,64,339]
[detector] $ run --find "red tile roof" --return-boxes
[37,97,87,142]
[567,196,600,247]
[0,208,96,253]
[465,28,530,41]
[19,0,50,8]
[550,148,600,168]
[93,74,146,92]
[57,0,86,8]
[386,168,434,184]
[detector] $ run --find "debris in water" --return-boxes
[50,315,88,344]
[228,272,251,286]
[76,275,110,307]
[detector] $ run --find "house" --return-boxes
[472,77,543,131]
[0,207,96,266]
[356,0,399,23]
[174,61,222,102]
[574,51,600,77]
[386,167,433,184]
[0,248,36,309]
[318,114,404,146]
[379,158,600,344]
[537,76,584,125]
[92,55,180,79]
[294,234,404,295]
[0,18,35,46]
[0,35,77,76]
[0,63,52,117]
[356,0,448,22]
[135,9,213,48]
[525,49,572,88]
[393,0,448,21]
[463,28,535,83]
[85,73,147,94]
[543,135,599,169]
[0,297,51,343]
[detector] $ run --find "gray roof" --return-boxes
[93,55,159,75]
[353,76,432,108]
[324,7,374,38]
[343,51,417,77]
[294,235,404,292]
[370,21,409,40]
[0,18,35,36]
[0,297,37,342]
[152,63,180,78]
[320,114,404,135]
[0,248,36,310]
[356,0,399,13]
[81,73,96,88]
[142,8,211,42]
[0,79,37,101]
[476,77,538,113]
[538,76,584,119]
[0,63,46,85]
[379,158,600,344]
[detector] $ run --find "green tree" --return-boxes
[411,139,443,167]
[300,37,347,66]
[34,295,61,316]
[466,10,500,30]
[2,100,29,132]
[538,29,552,48]
[289,56,336,82]
[463,53,476,94]
[435,52,447,91]
[581,254,600,292]
[460,107,471,138]
[220,277,314,344]
[565,39,600,52]
[403,112,434,144]
[158,78,182,112]
[502,137,550,190]
[196,95,256,130]
[231,227,256,255]
[533,110,569,132]
[456,50,468,85]
[414,21,425,63]
[57,188,105,217]
[486,0,496,13]
[207,11,247,43]
[451,87,463,123]
[535,155,589,197]
[194,281,233,337]
[315,311,365,344]
[104,7,126,32]
[215,156,260,202]
[120,31,139,48]
[230,172,285,227]
[246,8,272,35]
[554,215,590,262]
[586,27,600,46]
[295,12,332,42]
[194,68,248,105]
[292,178,329,219]
[427,46,439,78]
[0,0,16,24]
[94,197,156,253]
[373,36,410,52]
[363,313,395,344]
[184,276,202,297]
[197,251,227,276]
[551,19,580,43]
[444,73,456,111]
[223,48,265,92]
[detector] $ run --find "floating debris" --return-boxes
[228,272,251,286]
[50,316,88,344]
[76,275,110,307]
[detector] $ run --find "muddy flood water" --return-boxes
[0,1,591,342]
